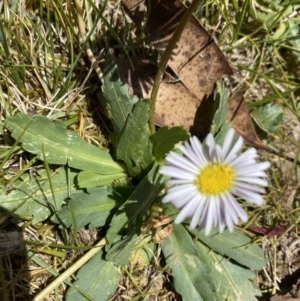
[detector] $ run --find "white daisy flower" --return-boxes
[159,128,270,235]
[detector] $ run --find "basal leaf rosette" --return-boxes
[160,128,270,235]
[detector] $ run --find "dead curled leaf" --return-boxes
[122,0,232,138]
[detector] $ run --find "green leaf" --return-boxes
[251,103,284,133]
[190,228,266,270]
[116,99,154,177]
[5,113,124,174]
[52,187,134,229]
[0,168,78,224]
[77,171,126,189]
[151,126,190,161]
[100,58,153,177]
[100,56,138,135]
[106,162,164,245]
[66,249,121,301]
[195,241,261,301]
[161,225,216,301]
[212,81,229,134]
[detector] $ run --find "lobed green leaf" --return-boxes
[195,241,261,301]
[5,113,124,174]
[100,56,138,135]
[191,228,266,270]
[161,224,216,301]
[0,168,78,224]
[52,186,134,229]
[116,99,154,177]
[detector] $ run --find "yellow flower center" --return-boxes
[195,164,235,195]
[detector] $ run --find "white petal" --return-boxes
[163,188,199,208]
[221,194,238,232]
[163,184,196,203]
[166,179,193,185]
[215,145,223,164]
[197,201,209,231]
[221,128,235,159]
[232,181,266,194]
[225,209,235,232]
[219,221,226,233]
[230,148,258,167]
[204,196,216,235]
[235,177,268,186]
[175,198,199,224]
[215,198,225,232]
[224,191,248,222]
[257,161,271,170]
[235,162,270,175]
[171,196,192,209]
[190,136,208,166]
[231,186,264,205]
[166,152,200,173]
[189,195,206,229]
[179,138,207,167]
[214,197,221,227]
[221,193,238,224]
[160,166,196,180]
[178,144,199,167]
[235,170,268,178]
[206,134,217,160]
[224,136,243,164]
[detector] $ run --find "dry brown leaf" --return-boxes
[123,0,232,138]
[227,91,270,150]
[115,57,209,136]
